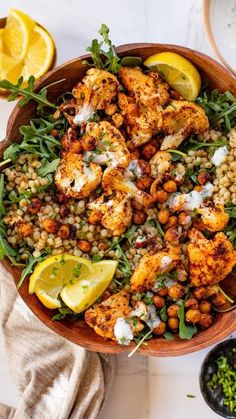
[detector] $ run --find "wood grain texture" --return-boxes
[1,44,236,356]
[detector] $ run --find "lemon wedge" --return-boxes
[22,25,55,80]
[29,255,94,309]
[144,51,201,101]
[0,52,22,84]
[2,9,36,61]
[0,29,4,52]
[60,260,118,313]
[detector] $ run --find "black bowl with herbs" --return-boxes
[200,338,236,418]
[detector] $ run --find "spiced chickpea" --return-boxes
[55,192,68,203]
[211,293,226,307]
[199,313,213,329]
[138,160,151,176]
[57,224,70,239]
[77,240,92,253]
[51,129,59,137]
[152,295,165,309]
[130,150,140,160]
[136,177,153,191]
[185,309,201,324]
[133,210,146,225]
[178,212,191,227]
[59,204,70,217]
[199,300,211,314]
[42,218,58,233]
[154,190,168,203]
[112,113,123,128]
[157,209,170,225]
[141,142,157,160]
[197,171,212,185]
[193,287,207,300]
[167,304,179,318]
[80,135,96,151]
[168,317,179,331]
[184,298,198,310]
[157,287,168,297]
[88,211,102,225]
[163,180,177,193]
[164,227,179,243]
[205,286,218,298]
[153,321,166,336]
[28,197,42,214]
[19,222,33,237]
[168,284,185,300]
[166,215,178,229]
[105,104,117,116]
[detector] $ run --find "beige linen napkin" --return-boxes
[0,265,115,419]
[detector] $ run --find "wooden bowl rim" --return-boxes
[1,42,236,356]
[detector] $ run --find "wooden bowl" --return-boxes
[1,44,236,356]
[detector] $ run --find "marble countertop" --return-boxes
[0,1,234,418]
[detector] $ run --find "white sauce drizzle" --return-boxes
[114,317,133,346]
[211,146,228,167]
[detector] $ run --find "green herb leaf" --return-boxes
[120,56,143,67]
[164,331,174,340]
[92,254,103,262]
[178,301,197,340]
[0,233,17,264]
[197,89,236,131]
[159,305,168,322]
[0,174,6,216]
[84,24,121,73]
[0,76,57,112]
[37,158,60,177]
[17,252,49,288]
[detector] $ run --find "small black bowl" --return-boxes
[200,338,236,418]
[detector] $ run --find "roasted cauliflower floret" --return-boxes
[85,289,143,341]
[130,248,181,292]
[149,150,172,179]
[83,121,130,168]
[102,167,154,207]
[187,228,236,287]
[118,67,169,149]
[160,100,209,150]
[88,191,133,236]
[73,68,119,110]
[54,152,102,199]
[198,203,230,232]
[119,67,169,108]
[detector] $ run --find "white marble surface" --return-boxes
[0,1,233,418]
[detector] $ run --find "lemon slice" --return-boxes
[29,255,94,309]
[2,9,36,61]
[0,29,4,52]
[0,52,22,84]
[60,260,118,313]
[21,25,55,80]
[144,52,201,101]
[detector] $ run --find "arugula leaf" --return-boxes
[224,202,236,248]
[159,305,168,322]
[84,24,121,73]
[178,301,197,340]
[0,233,17,264]
[4,118,62,162]
[0,174,6,216]
[163,331,174,340]
[197,89,236,131]
[37,158,60,177]
[17,252,49,288]
[120,56,143,67]
[181,137,227,153]
[0,76,57,112]
[52,306,82,321]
